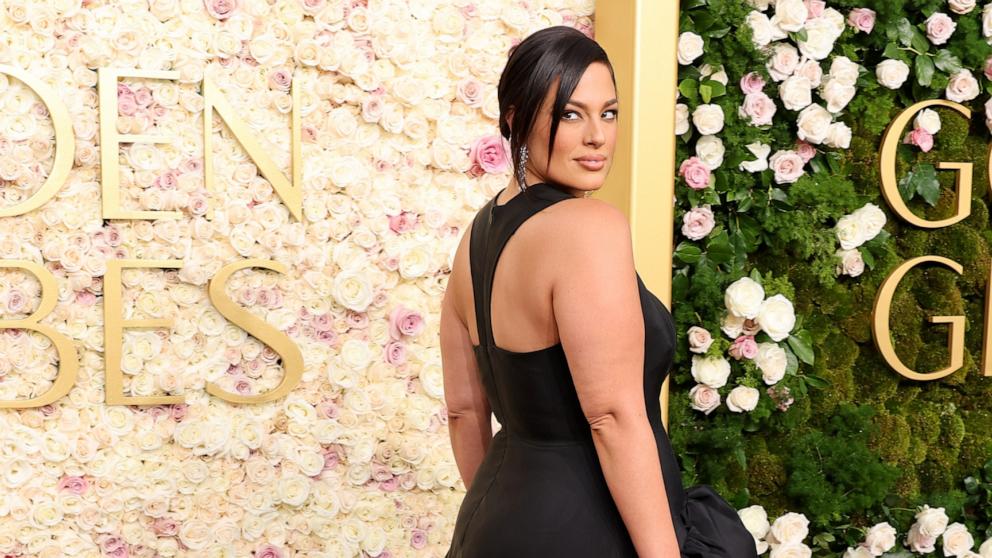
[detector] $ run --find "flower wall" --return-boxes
[672,0,992,556]
[0,0,593,556]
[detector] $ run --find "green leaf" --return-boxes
[803,374,830,389]
[733,446,747,469]
[788,29,808,43]
[701,79,726,99]
[699,83,712,103]
[706,230,734,264]
[674,241,703,264]
[678,79,699,102]
[912,163,939,206]
[910,30,930,54]
[934,50,963,74]
[915,55,935,87]
[787,331,815,365]
[896,18,915,47]
[684,0,707,8]
[898,168,917,202]
[861,247,876,270]
[882,43,909,63]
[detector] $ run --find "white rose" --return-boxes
[908,522,938,553]
[771,0,809,32]
[754,342,788,384]
[946,69,980,102]
[863,522,897,556]
[770,542,812,558]
[722,312,746,338]
[950,0,977,14]
[979,538,992,557]
[915,108,942,134]
[926,12,957,45]
[824,122,852,149]
[692,104,725,135]
[843,547,874,558]
[799,15,842,60]
[738,505,770,539]
[695,135,725,170]
[876,59,910,89]
[678,32,704,65]
[943,523,975,557]
[821,77,856,113]
[984,3,992,38]
[829,56,860,86]
[726,385,760,412]
[779,75,813,111]
[767,43,801,81]
[725,276,765,319]
[768,512,810,546]
[689,384,721,415]
[794,58,823,87]
[757,294,796,342]
[691,355,732,389]
[675,103,690,135]
[916,505,950,538]
[836,248,865,277]
[796,103,833,144]
[747,11,777,47]
[740,141,772,173]
[700,63,729,85]
[836,213,868,249]
[852,202,886,240]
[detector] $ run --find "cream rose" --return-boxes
[687,326,714,353]
[824,122,852,149]
[876,59,910,89]
[677,32,704,65]
[779,75,813,111]
[946,69,980,102]
[796,103,832,144]
[757,294,796,342]
[690,355,732,389]
[754,342,788,384]
[726,385,760,412]
[689,384,721,415]
[692,104,725,135]
[725,277,765,319]
[914,108,941,134]
[942,523,975,557]
[696,135,725,170]
[769,150,806,184]
[768,512,810,546]
[767,43,801,81]
[835,248,865,277]
[747,11,776,47]
[675,103,690,135]
[950,0,977,14]
[770,0,809,32]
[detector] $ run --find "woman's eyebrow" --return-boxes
[566,98,619,109]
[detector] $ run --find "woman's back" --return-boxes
[444,182,686,557]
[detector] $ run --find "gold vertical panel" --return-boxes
[596,0,680,430]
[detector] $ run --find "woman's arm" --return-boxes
[549,198,680,558]
[440,238,493,490]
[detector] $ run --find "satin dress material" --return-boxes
[445,183,757,557]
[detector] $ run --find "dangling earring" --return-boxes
[516,145,529,192]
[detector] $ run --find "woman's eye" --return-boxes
[604,109,618,119]
[562,109,618,120]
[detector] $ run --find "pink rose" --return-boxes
[739,72,765,94]
[389,305,425,339]
[729,335,759,360]
[151,518,179,536]
[689,384,721,415]
[681,205,715,240]
[984,56,992,80]
[267,68,292,91]
[388,211,418,233]
[384,340,407,365]
[411,528,429,549]
[204,0,238,19]
[468,134,511,174]
[925,12,956,45]
[456,78,483,107]
[118,92,137,117]
[847,8,876,33]
[58,475,89,495]
[687,326,713,354]
[795,140,816,163]
[170,403,188,421]
[679,156,712,190]
[255,544,285,558]
[6,288,26,313]
[769,150,806,184]
[739,92,777,126]
[903,128,933,152]
[805,0,825,18]
[133,87,153,107]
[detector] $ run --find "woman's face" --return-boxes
[519,61,619,196]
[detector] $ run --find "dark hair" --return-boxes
[497,25,616,196]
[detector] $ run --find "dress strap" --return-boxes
[468,183,574,351]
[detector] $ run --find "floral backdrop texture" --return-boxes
[0,0,593,556]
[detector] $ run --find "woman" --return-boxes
[440,26,757,557]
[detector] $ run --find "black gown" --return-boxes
[445,182,758,557]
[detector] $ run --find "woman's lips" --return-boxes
[576,158,605,171]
